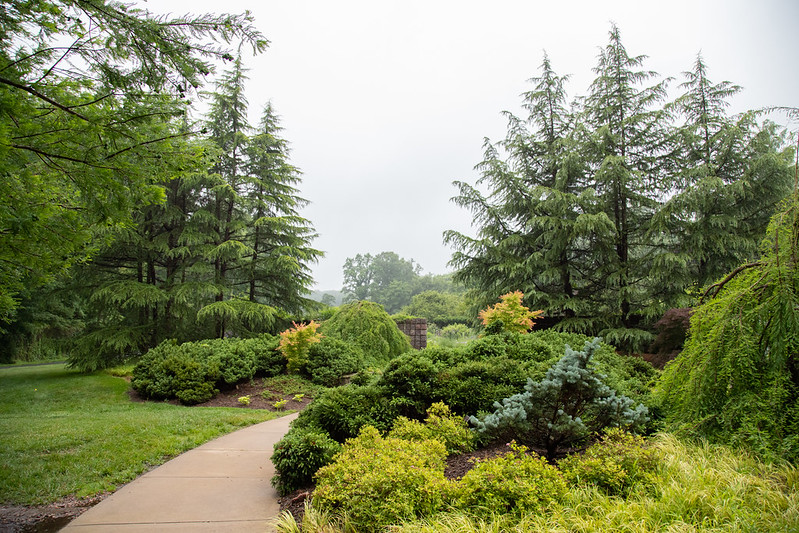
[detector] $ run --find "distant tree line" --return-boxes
[446,25,795,351]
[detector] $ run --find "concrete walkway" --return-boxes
[61,412,298,532]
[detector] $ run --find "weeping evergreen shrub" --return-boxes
[656,198,799,461]
[320,301,412,365]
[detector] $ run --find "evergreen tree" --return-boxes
[657,55,794,291]
[580,24,670,349]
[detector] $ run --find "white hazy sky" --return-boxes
[148,0,797,290]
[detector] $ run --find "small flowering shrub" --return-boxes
[237,395,251,405]
[313,426,450,532]
[279,321,322,374]
[271,427,341,496]
[559,428,660,495]
[452,442,567,517]
[478,291,543,334]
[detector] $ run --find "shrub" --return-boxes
[440,323,472,340]
[303,337,364,386]
[379,352,440,417]
[271,427,342,496]
[313,426,450,532]
[292,384,398,442]
[559,428,659,495]
[205,338,256,385]
[131,341,221,405]
[320,301,412,365]
[248,334,285,376]
[279,321,322,374]
[453,442,566,517]
[434,357,528,415]
[470,338,649,459]
[388,402,475,455]
[478,291,543,334]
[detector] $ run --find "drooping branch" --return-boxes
[701,262,762,302]
[0,76,91,122]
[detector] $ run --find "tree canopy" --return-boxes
[0,0,267,327]
[446,25,794,350]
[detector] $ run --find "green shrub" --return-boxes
[379,352,440,417]
[249,334,285,376]
[388,402,475,455]
[440,324,472,340]
[320,301,412,365]
[313,426,450,532]
[453,442,566,517]
[349,366,382,386]
[470,338,649,459]
[292,384,399,442]
[559,428,659,495]
[435,357,528,415]
[131,341,221,405]
[206,338,256,385]
[271,426,341,496]
[303,337,364,386]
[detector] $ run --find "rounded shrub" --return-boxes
[248,334,285,377]
[131,341,221,405]
[303,337,364,386]
[320,301,412,365]
[271,426,342,496]
[292,384,399,442]
[453,442,566,517]
[559,428,659,495]
[379,352,440,417]
[313,426,450,532]
[435,357,528,415]
[389,402,475,455]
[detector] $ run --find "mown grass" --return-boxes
[0,363,281,505]
[280,434,799,533]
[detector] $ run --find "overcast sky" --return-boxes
[149,0,797,291]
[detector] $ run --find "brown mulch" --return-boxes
[0,495,107,533]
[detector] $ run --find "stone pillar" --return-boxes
[396,318,427,350]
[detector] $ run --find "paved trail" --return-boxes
[61,412,298,532]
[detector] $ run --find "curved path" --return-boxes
[61,412,298,532]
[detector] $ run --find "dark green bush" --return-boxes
[131,341,221,405]
[303,337,364,386]
[271,426,341,496]
[320,301,412,365]
[292,384,399,442]
[435,357,529,415]
[453,442,566,517]
[248,334,285,376]
[204,338,256,385]
[313,426,450,532]
[379,352,440,417]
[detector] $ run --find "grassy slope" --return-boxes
[0,364,279,505]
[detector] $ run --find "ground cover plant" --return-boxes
[0,364,281,506]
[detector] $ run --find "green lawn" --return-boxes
[0,364,280,505]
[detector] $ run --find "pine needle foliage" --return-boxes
[656,197,799,461]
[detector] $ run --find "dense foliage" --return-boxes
[656,198,799,461]
[319,301,412,365]
[271,426,341,496]
[131,335,282,404]
[470,338,649,459]
[446,26,794,350]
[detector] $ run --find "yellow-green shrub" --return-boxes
[559,427,659,495]
[313,426,450,532]
[452,442,566,517]
[388,402,475,455]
